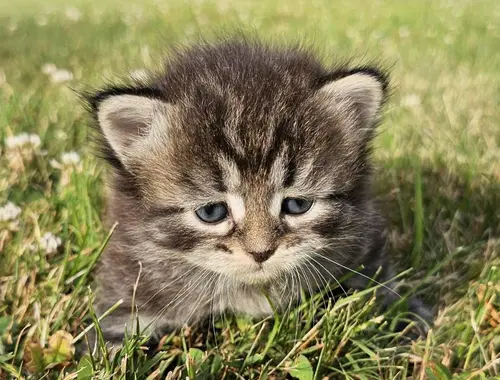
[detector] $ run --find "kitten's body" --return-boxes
[87,40,428,344]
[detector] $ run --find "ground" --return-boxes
[0,0,499,378]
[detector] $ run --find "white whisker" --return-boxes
[315,252,401,299]
[139,265,198,309]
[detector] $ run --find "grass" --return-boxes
[0,0,499,378]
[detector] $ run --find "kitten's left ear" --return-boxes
[91,93,171,169]
[317,70,388,135]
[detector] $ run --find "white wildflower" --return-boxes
[5,134,27,148]
[39,232,62,254]
[0,202,21,222]
[51,151,83,186]
[49,69,73,83]
[49,158,61,169]
[401,94,421,108]
[42,64,73,83]
[65,7,82,22]
[61,151,81,165]
[29,134,41,146]
[5,133,41,149]
[41,63,57,75]
[55,130,68,139]
[4,133,41,171]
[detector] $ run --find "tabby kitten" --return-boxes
[87,39,429,345]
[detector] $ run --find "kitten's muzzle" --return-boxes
[248,249,275,263]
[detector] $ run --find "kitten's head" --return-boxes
[88,40,389,285]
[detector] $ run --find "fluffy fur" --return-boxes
[85,39,428,343]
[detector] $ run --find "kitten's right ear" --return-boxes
[95,94,169,166]
[316,69,389,140]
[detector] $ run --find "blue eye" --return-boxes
[281,198,313,215]
[195,203,228,223]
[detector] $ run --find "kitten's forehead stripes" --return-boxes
[210,118,300,191]
[86,40,389,208]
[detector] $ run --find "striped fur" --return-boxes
[85,39,429,345]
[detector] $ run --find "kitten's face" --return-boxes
[91,43,386,285]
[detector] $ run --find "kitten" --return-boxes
[86,39,430,345]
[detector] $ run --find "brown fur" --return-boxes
[84,38,430,343]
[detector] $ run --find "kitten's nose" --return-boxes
[248,249,275,263]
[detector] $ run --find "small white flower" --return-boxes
[39,232,62,254]
[49,159,61,169]
[401,94,421,108]
[51,151,83,186]
[42,64,73,83]
[42,63,57,75]
[65,7,82,22]
[55,130,68,139]
[5,133,28,148]
[0,202,22,222]
[61,151,81,165]
[29,134,41,147]
[49,69,73,83]
[5,133,41,149]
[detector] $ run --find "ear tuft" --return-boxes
[318,71,387,132]
[96,94,168,164]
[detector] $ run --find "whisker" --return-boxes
[210,272,224,347]
[151,269,212,327]
[301,255,337,303]
[166,270,212,313]
[315,252,401,299]
[297,264,314,301]
[289,267,301,344]
[306,254,348,298]
[184,272,217,326]
[139,265,198,309]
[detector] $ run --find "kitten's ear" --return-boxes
[318,71,387,135]
[96,94,169,165]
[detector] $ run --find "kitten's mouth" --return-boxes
[254,261,271,274]
[240,263,276,285]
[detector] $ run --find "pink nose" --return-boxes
[248,249,275,263]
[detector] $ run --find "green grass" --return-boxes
[0,0,499,378]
